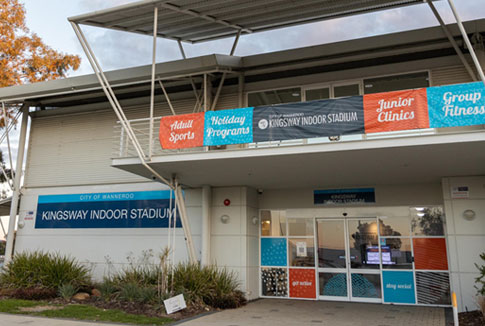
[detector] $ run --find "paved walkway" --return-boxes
[0,299,451,326]
[178,299,450,326]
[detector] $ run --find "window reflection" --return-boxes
[411,207,444,236]
[348,220,379,269]
[261,210,286,237]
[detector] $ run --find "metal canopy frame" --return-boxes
[68,0,439,44]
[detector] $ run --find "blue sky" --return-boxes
[20,0,485,77]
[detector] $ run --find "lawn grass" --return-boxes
[0,299,173,325]
[0,299,42,313]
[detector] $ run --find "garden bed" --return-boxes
[459,310,485,326]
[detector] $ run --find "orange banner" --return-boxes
[363,88,429,133]
[159,112,205,149]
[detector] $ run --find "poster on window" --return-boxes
[363,88,429,133]
[252,96,364,142]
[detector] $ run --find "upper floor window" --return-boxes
[363,72,429,94]
[247,87,301,106]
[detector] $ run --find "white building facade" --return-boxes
[0,1,484,314]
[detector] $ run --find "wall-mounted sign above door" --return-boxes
[314,188,376,205]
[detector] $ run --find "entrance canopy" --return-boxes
[68,0,439,43]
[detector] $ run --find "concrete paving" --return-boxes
[177,299,449,326]
[0,299,450,326]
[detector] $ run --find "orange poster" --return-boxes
[289,268,316,299]
[363,88,429,133]
[159,112,205,149]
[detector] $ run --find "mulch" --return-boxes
[459,311,485,326]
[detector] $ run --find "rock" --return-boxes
[91,289,101,297]
[72,292,90,301]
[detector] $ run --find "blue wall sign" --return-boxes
[314,188,375,205]
[203,107,253,146]
[427,81,485,128]
[382,271,416,304]
[35,191,181,229]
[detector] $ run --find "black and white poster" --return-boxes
[252,96,365,142]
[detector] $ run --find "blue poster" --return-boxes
[261,238,287,267]
[382,271,416,304]
[203,107,253,146]
[427,81,485,128]
[35,191,181,229]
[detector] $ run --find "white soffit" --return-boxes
[69,0,439,44]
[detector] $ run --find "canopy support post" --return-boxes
[426,0,477,81]
[149,6,158,159]
[4,105,29,264]
[158,80,176,115]
[446,0,485,85]
[174,179,197,264]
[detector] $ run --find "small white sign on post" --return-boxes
[163,294,187,314]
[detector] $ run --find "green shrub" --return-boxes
[0,251,91,291]
[58,283,78,300]
[476,252,485,296]
[118,282,157,304]
[98,279,117,301]
[171,263,245,309]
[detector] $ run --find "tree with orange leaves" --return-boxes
[0,0,81,88]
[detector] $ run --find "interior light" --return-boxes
[291,93,300,97]
[415,207,425,211]
[417,213,425,217]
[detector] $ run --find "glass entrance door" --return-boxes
[317,218,382,303]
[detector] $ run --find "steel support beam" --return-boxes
[158,80,176,115]
[447,0,485,85]
[71,22,172,187]
[201,185,211,266]
[149,6,158,159]
[71,20,199,266]
[426,0,477,81]
[174,180,197,264]
[4,105,29,264]
[1,103,15,184]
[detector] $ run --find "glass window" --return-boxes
[379,217,410,236]
[411,206,445,236]
[288,218,314,236]
[351,273,382,298]
[319,272,347,297]
[381,238,413,269]
[289,238,315,267]
[348,219,379,269]
[416,272,451,305]
[334,84,360,98]
[364,72,429,94]
[261,267,288,297]
[248,88,301,106]
[305,87,330,101]
[317,220,346,268]
[261,210,286,237]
